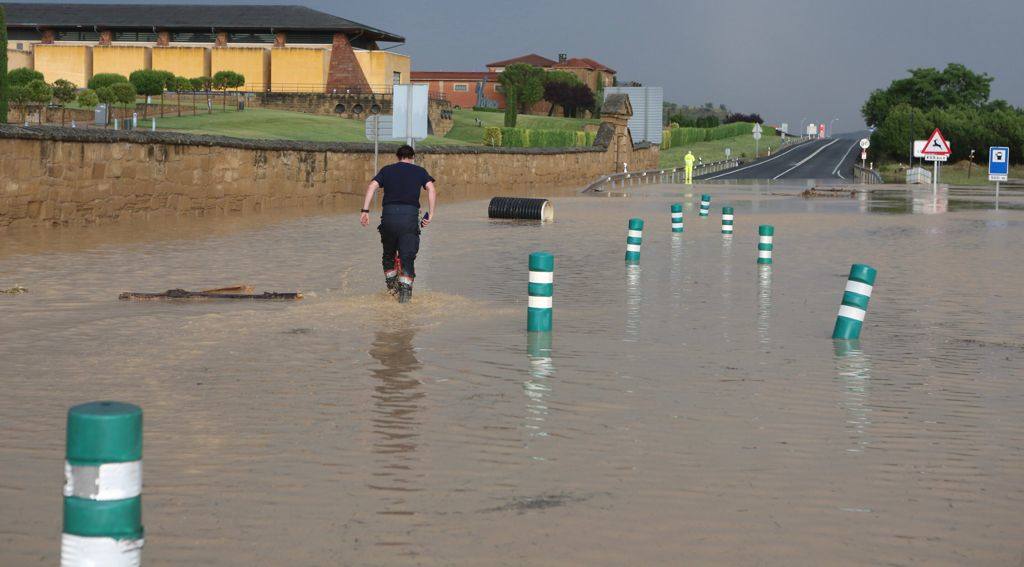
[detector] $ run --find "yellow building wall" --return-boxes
[270,48,329,92]
[152,47,210,79]
[6,49,33,70]
[33,45,92,86]
[211,48,269,91]
[354,51,411,93]
[93,46,151,78]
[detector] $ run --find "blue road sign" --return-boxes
[989,146,1009,181]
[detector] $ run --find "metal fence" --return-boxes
[583,159,741,193]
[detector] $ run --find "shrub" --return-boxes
[190,76,212,91]
[173,76,192,92]
[8,67,43,87]
[482,126,502,146]
[530,129,578,147]
[501,127,529,147]
[0,6,7,121]
[585,131,597,146]
[471,106,503,113]
[52,79,77,105]
[88,73,128,91]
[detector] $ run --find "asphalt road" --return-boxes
[700,131,869,181]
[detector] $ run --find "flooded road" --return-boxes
[2,183,1023,565]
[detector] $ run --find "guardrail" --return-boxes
[583,159,741,193]
[853,164,884,184]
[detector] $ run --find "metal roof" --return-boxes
[485,53,557,68]
[0,3,404,42]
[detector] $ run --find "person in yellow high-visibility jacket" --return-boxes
[684,151,696,184]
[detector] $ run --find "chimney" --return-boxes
[558,53,567,63]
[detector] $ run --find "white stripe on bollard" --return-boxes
[837,305,867,321]
[627,230,643,238]
[845,281,873,297]
[528,271,554,284]
[61,535,144,567]
[64,461,142,500]
[626,244,642,252]
[528,296,553,309]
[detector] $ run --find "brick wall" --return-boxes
[0,125,658,228]
[326,33,370,93]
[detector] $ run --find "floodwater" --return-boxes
[2,183,1023,566]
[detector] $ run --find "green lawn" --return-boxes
[150,108,458,145]
[877,160,1012,186]
[446,109,601,145]
[660,134,790,168]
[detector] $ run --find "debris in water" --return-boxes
[1,285,28,295]
[801,187,859,198]
[119,284,302,301]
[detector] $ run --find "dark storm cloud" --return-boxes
[16,0,1024,132]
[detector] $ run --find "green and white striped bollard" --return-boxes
[62,401,144,566]
[625,218,644,265]
[699,194,711,217]
[671,204,684,233]
[832,264,877,340]
[528,251,554,332]
[721,206,734,235]
[758,225,774,264]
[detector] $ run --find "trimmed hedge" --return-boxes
[660,122,777,149]
[484,127,594,148]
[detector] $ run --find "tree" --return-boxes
[51,79,77,125]
[8,67,44,87]
[1,5,8,123]
[129,70,164,117]
[861,63,993,126]
[593,71,604,119]
[109,82,137,122]
[190,76,211,91]
[498,63,544,124]
[173,76,192,92]
[88,73,128,91]
[541,71,581,116]
[8,84,27,122]
[24,79,53,124]
[76,88,99,109]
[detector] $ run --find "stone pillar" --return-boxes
[326,32,371,93]
[215,31,228,47]
[598,94,635,173]
[98,30,112,46]
[274,32,286,47]
[41,29,55,44]
[157,31,170,47]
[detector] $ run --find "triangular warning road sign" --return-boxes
[921,128,951,155]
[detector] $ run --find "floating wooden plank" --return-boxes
[119,288,302,301]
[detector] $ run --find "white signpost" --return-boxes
[752,123,763,157]
[859,138,870,169]
[806,123,816,137]
[780,123,788,141]
[919,128,952,193]
[365,114,394,174]
[392,84,429,147]
[724,147,732,159]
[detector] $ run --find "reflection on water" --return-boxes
[833,340,872,454]
[669,235,683,308]
[757,265,771,348]
[524,332,554,450]
[368,326,424,518]
[624,265,642,342]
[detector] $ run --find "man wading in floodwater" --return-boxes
[360,145,437,303]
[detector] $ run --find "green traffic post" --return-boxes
[699,194,711,217]
[625,218,644,264]
[527,251,554,332]
[832,264,877,339]
[758,225,774,264]
[671,204,684,233]
[62,401,144,566]
[721,206,734,235]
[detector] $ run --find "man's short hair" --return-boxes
[396,145,415,160]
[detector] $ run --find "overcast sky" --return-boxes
[16,0,1024,132]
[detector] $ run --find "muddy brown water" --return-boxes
[1,184,1023,565]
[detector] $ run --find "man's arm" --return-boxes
[360,180,380,227]
[422,181,437,226]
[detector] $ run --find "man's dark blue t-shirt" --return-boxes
[373,162,434,208]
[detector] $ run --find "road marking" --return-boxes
[703,141,819,180]
[832,140,860,180]
[772,138,841,180]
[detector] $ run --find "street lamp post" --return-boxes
[828,118,839,138]
[799,116,807,139]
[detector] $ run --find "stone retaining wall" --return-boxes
[0,125,657,228]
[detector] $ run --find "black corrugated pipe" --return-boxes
[488,197,554,221]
